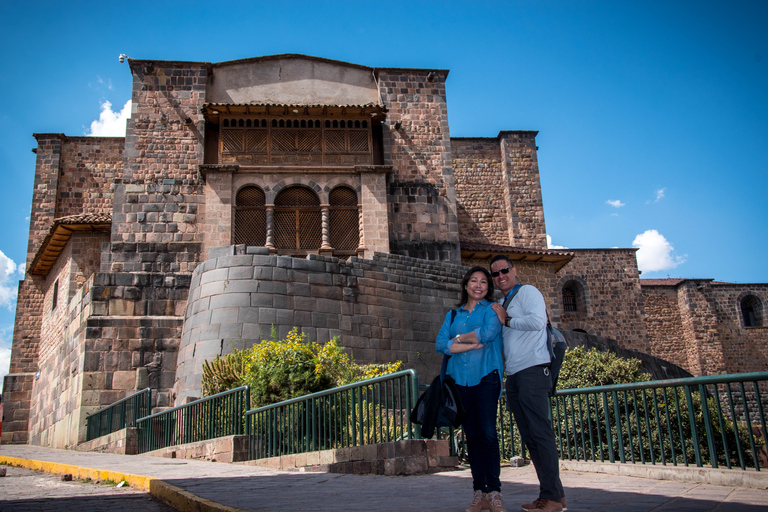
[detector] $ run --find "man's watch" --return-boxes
[504,317,510,327]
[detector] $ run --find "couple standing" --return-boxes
[435,255,566,512]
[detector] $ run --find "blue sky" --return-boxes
[1,1,766,390]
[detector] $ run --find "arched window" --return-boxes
[274,186,321,252]
[740,294,764,327]
[562,280,586,313]
[234,186,266,246]
[329,186,359,256]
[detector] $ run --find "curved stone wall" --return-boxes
[173,245,467,404]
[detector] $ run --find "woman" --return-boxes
[436,266,506,512]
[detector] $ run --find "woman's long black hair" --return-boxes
[456,266,495,307]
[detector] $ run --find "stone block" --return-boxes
[111,371,136,390]
[509,456,525,467]
[353,460,372,474]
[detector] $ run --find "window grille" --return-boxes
[274,187,321,251]
[234,186,266,246]
[562,287,577,312]
[329,187,359,252]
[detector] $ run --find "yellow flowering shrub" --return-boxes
[201,327,404,409]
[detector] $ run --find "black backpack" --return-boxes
[410,309,468,438]
[545,321,568,396]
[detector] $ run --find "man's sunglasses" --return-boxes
[491,267,512,278]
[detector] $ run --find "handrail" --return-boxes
[85,387,151,441]
[556,371,768,395]
[136,386,250,453]
[551,371,768,470]
[245,369,418,460]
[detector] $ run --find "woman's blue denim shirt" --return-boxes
[435,298,504,388]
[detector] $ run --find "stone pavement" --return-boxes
[0,465,176,512]
[2,444,768,512]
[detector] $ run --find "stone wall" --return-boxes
[452,138,507,245]
[555,249,649,352]
[643,281,768,376]
[174,246,467,404]
[712,283,768,374]
[28,134,63,263]
[499,132,548,250]
[642,285,689,370]
[378,69,460,262]
[108,59,208,273]
[26,267,186,448]
[57,136,121,217]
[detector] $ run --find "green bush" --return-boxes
[557,345,651,389]
[201,327,403,409]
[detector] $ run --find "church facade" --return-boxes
[2,54,766,447]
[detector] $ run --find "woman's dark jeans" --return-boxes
[458,370,501,493]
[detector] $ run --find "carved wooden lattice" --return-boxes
[325,131,346,152]
[222,130,243,152]
[245,130,268,152]
[220,116,372,165]
[234,186,266,246]
[274,187,321,250]
[348,131,369,152]
[329,187,359,251]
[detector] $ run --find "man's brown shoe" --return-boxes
[466,490,489,512]
[521,498,567,511]
[522,498,564,512]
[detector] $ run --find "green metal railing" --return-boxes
[85,387,151,441]
[552,371,768,470]
[246,369,419,460]
[136,386,250,453]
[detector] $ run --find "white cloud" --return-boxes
[87,100,131,136]
[546,235,568,249]
[0,250,20,311]
[606,199,625,208]
[646,187,666,204]
[632,229,686,272]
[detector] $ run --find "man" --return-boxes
[490,255,566,512]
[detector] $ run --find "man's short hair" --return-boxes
[490,254,514,267]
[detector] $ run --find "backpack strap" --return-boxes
[441,308,460,382]
[501,284,523,311]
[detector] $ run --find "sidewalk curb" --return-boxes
[0,455,248,512]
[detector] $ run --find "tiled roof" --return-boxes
[640,278,686,286]
[460,241,573,272]
[28,213,112,276]
[201,103,387,119]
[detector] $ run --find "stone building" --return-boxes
[2,54,766,447]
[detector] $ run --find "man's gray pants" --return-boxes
[506,365,565,502]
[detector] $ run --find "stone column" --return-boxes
[320,205,333,256]
[265,206,275,251]
[357,204,366,257]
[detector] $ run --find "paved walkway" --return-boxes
[2,444,768,511]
